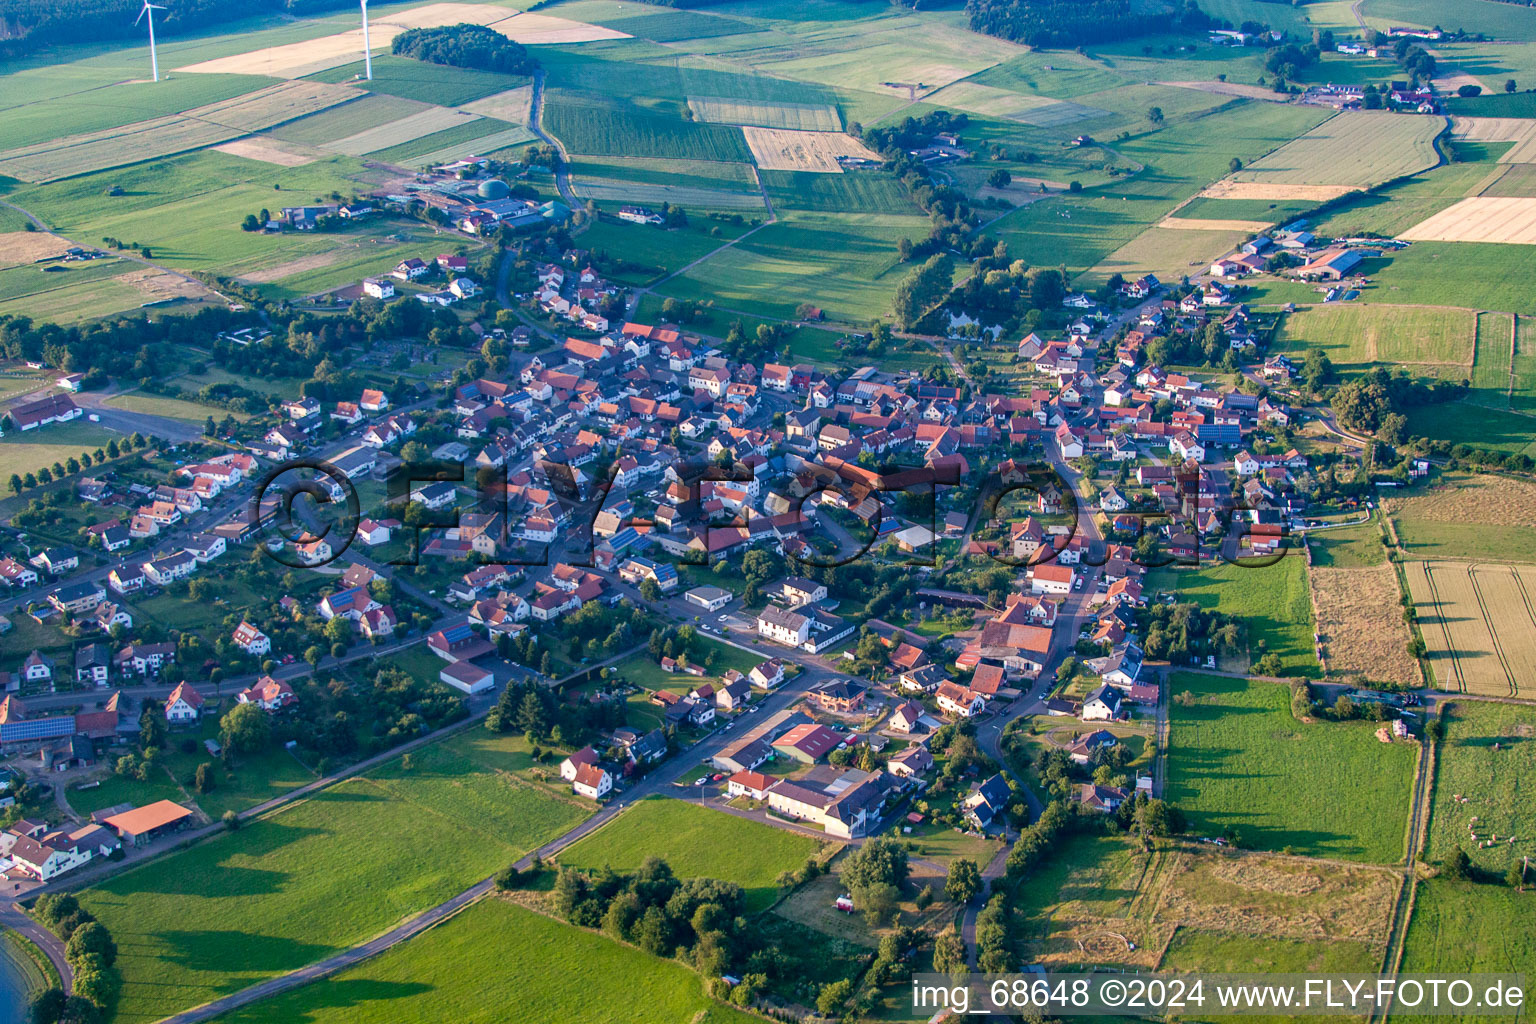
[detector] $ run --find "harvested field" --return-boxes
[485,13,631,44]
[1310,564,1419,684]
[923,81,1107,126]
[0,81,358,182]
[1232,111,1443,188]
[1406,560,1536,696]
[326,105,481,156]
[687,97,841,132]
[211,136,322,166]
[234,250,347,285]
[458,86,533,124]
[1199,180,1359,201]
[742,127,880,173]
[119,267,210,302]
[0,231,72,269]
[1400,196,1536,244]
[381,2,510,29]
[178,30,392,78]
[178,3,509,77]
[1157,215,1274,232]
[1453,115,1536,163]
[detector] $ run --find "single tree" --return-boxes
[945,858,982,904]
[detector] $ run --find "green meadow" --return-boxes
[557,797,829,911]
[81,734,590,1024]
[211,897,759,1024]
[1165,673,1416,862]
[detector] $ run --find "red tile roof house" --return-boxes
[772,723,842,763]
[237,676,297,711]
[726,770,775,800]
[559,746,599,781]
[164,682,204,723]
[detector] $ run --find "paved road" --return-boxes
[137,631,847,1021]
[0,902,71,995]
[528,71,576,208]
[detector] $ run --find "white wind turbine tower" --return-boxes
[135,0,167,82]
[360,0,373,80]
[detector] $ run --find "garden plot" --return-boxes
[485,12,631,44]
[687,97,841,132]
[924,80,1107,126]
[177,3,509,77]
[1230,111,1443,188]
[1400,196,1536,244]
[326,105,482,156]
[742,127,880,172]
[0,80,358,182]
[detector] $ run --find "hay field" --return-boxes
[742,127,880,173]
[211,137,322,166]
[1159,79,1286,101]
[0,231,72,269]
[119,267,212,302]
[1388,474,1536,531]
[1157,215,1274,232]
[923,80,1107,126]
[1085,225,1250,284]
[1453,115,1536,163]
[1232,111,1443,188]
[1400,196,1536,244]
[574,177,765,209]
[485,12,631,44]
[1310,564,1419,684]
[1275,303,1475,372]
[177,3,511,77]
[1478,161,1536,198]
[1199,180,1359,201]
[687,97,841,132]
[1406,560,1536,696]
[1013,834,1397,973]
[0,81,358,182]
[459,86,533,125]
[326,105,481,156]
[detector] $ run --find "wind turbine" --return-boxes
[135,0,167,82]
[360,0,373,80]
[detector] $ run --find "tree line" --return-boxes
[965,0,1217,48]
[0,0,353,58]
[29,894,122,1024]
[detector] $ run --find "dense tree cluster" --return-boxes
[391,23,539,76]
[31,894,122,1023]
[550,857,811,1008]
[965,0,1216,48]
[1142,601,1241,663]
[1331,367,1466,438]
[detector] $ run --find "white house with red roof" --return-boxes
[570,762,612,800]
[232,621,270,656]
[237,676,297,711]
[164,682,205,723]
[559,746,598,781]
